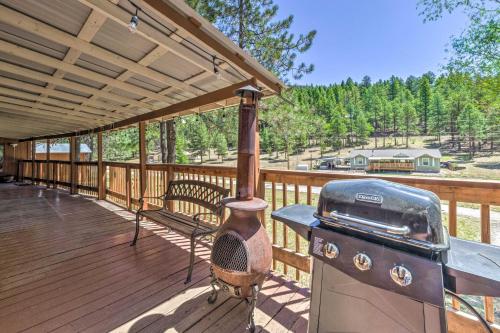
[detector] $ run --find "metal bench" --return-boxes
[132,179,230,283]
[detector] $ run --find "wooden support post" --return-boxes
[31,140,35,184]
[448,200,460,310]
[480,204,494,323]
[126,164,132,210]
[70,136,77,194]
[46,139,50,188]
[139,121,147,209]
[52,161,57,189]
[97,132,105,200]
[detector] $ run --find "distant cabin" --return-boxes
[348,149,441,173]
[36,143,92,161]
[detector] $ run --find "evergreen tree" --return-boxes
[418,76,432,134]
[215,133,228,162]
[429,93,447,144]
[187,120,210,163]
[458,104,486,156]
[187,0,316,80]
[401,101,418,148]
[354,110,372,148]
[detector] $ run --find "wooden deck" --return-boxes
[0,184,309,333]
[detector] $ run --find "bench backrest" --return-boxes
[164,180,230,217]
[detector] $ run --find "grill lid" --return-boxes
[315,179,449,255]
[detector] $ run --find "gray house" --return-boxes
[348,149,441,173]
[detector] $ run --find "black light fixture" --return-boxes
[128,8,139,33]
[213,56,221,80]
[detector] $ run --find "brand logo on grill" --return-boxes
[355,193,383,204]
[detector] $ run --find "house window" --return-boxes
[356,157,364,165]
[422,157,430,166]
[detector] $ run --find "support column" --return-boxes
[70,136,77,194]
[97,132,105,200]
[31,140,36,184]
[139,121,147,208]
[46,139,50,188]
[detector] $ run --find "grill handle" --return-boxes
[329,211,411,236]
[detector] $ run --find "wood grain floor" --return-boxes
[0,184,309,333]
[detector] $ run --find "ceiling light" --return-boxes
[128,9,139,33]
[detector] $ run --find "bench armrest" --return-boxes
[193,212,217,224]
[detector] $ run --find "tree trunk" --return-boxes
[160,121,168,163]
[166,119,176,163]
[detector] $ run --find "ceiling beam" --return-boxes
[79,0,239,85]
[20,79,255,141]
[0,101,108,125]
[0,4,206,97]
[0,88,124,121]
[0,77,130,117]
[0,61,153,110]
[0,39,178,104]
[141,0,283,94]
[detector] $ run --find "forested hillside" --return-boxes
[95,71,498,165]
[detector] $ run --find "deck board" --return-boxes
[0,184,309,332]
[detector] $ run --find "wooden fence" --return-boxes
[17,160,500,330]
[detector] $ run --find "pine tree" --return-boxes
[429,93,447,144]
[418,76,432,134]
[215,133,228,162]
[354,110,372,148]
[187,121,210,163]
[187,0,316,80]
[458,104,486,157]
[401,101,418,148]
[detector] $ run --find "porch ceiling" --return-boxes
[0,0,284,140]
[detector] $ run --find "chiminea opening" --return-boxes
[211,232,249,272]
[208,85,272,333]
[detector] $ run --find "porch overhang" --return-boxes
[0,0,285,140]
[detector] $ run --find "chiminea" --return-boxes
[208,85,272,332]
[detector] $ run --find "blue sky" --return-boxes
[273,0,469,85]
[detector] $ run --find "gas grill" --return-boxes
[272,179,500,333]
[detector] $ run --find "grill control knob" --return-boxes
[353,253,372,271]
[390,266,413,287]
[323,242,339,259]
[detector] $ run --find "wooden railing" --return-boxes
[15,161,500,330]
[368,162,414,171]
[18,160,98,196]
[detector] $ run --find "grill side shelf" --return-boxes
[271,204,319,241]
[444,237,500,297]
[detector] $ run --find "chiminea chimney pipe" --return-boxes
[235,86,262,200]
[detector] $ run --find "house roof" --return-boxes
[36,143,91,153]
[0,0,284,140]
[348,149,442,159]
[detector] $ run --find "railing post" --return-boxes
[46,139,50,188]
[480,204,494,323]
[139,121,147,210]
[166,164,174,211]
[70,136,77,194]
[52,161,57,189]
[97,132,105,200]
[126,164,132,210]
[31,140,36,185]
[448,199,461,310]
